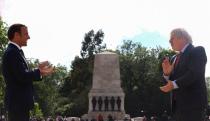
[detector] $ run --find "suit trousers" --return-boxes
[8,109,30,121]
[175,108,206,121]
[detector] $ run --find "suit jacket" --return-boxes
[169,44,208,112]
[2,43,42,112]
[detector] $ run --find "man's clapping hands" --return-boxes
[38,61,54,76]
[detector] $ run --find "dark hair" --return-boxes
[7,23,26,40]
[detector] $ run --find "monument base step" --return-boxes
[82,111,130,121]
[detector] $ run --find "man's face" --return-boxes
[16,27,30,47]
[169,34,182,51]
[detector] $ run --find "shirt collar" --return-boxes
[181,43,190,53]
[9,41,21,50]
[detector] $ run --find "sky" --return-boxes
[0,0,210,77]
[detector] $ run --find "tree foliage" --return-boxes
[206,77,210,102]
[30,102,43,118]
[0,19,8,111]
[28,59,69,116]
[0,19,8,56]
[80,29,106,58]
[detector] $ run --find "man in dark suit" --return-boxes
[2,23,54,121]
[160,28,208,121]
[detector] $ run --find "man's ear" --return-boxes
[14,32,18,37]
[14,32,20,40]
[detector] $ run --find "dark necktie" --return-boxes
[19,49,29,69]
[19,49,25,57]
[174,53,181,68]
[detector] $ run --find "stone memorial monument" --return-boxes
[82,51,129,121]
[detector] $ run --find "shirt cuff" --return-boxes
[172,80,179,89]
[163,74,169,80]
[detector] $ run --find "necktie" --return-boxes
[19,49,25,57]
[19,49,29,69]
[174,53,181,68]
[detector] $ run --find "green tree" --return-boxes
[0,19,8,56]
[206,77,210,102]
[28,59,69,117]
[206,77,210,115]
[0,19,8,112]
[30,102,43,118]
[80,29,106,58]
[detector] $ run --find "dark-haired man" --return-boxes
[2,23,54,121]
